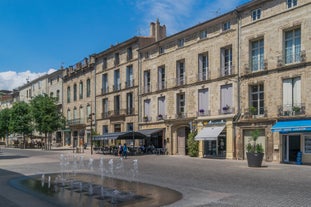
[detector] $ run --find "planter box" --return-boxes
[246,152,264,167]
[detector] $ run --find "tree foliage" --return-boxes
[30,94,66,135]
[187,130,199,157]
[9,101,33,148]
[0,108,11,138]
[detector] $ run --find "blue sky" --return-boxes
[0,0,250,90]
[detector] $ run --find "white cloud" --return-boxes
[135,0,249,36]
[0,69,56,91]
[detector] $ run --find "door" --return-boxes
[283,135,301,162]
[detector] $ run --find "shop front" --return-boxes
[272,119,311,164]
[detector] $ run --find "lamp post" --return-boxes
[88,113,95,155]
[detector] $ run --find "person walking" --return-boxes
[123,143,128,159]
[118,144,123,157]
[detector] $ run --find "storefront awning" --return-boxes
[195,125,225,141]
[118,131,146,139]
[271,120,311,133]
[92,132,125,141]
[137,128,164,138]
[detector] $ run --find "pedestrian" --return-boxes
[118,144,123,157]
[123,143,128,159]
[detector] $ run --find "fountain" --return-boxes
[12,153,182,207]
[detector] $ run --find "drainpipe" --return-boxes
[138,52,142,129]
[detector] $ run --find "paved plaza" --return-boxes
[0,148,311,207]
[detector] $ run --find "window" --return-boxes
[177,38,184,47]
[223,21,231,31]
[50,92,53,97]
[102,125,108,134]
[158,66,166,90]
[79,81,83,99]
[199,30,208,39]
[198,53,209,81]
[86,79,91,97]
[177,93,185,117]
[114,53,119,65]
[102,57,107,69]
[145,52,149,59]
[158,96,166,119]
[250,84,264,115]
[198,88,209,116]
[114,95,120,115]
[287,0,297,8]
[285,28,301,64]
[86,105,91,117]
[126,65,133,88]
[127,123,133,131]
[73,84,77,101]
[176,60,185,86]
[251,39,264,72]
[304,135,311,154]
[144,99,151,120]
[144,70,151,93]
[79,106,84,120]
[113,69,120,91]
[159,47,164,54]
[102,98,108,118]
[127,47,133,61]
[252,9,261,21]
[67,109,71,120]
[114,124,121,132]
[220,84,233,114]
[127,93,133,115]
[67,86,71,103]
[73,107,77,119]
[56,90,60,102]
[283,77,301,112]
[221,47,232,76]
[102,74,108,94]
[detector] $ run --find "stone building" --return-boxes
[93,20,165,148]
[138,0,311,163]
[62,56,96,151]
[236,0,311,164]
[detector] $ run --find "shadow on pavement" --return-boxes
[0,155,28,160]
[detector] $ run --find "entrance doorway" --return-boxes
[283,135,301,162]
[177,127,190,155]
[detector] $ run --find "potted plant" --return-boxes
[246,129,264,167]
[292,106,301,114]
[249,106,257,118]
[143,116,148,122]
[222,104,230,111]
[199,109,205,114]
[158,114,163,120]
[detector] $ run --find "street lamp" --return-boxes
[88,113,95,155]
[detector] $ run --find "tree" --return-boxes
[9,102,33,149]
[0,108,11,145]
[30,94,65,150]
[187,131,199,157]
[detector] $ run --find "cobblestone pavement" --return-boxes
[1,148,311,207]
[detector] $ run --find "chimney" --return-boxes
[150,19,166,41]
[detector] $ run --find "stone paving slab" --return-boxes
[1,148,311,207]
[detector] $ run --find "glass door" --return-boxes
[283,134,301,162]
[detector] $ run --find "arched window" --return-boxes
[73,84,77,101]
[67,87,71,103]
[87,79,91,97]
[79,81,83,99]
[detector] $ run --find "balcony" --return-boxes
[101,87,109,94]
[67,118,84,126]
[157,114,167,121]
[144,84,151,93]
[197,109,210,117]
[176,77,186,87]
[101,111,111,119]
[157,81,167,91]
[125,80,134,88]
[126,108,135,115]
[175,112,187,119]
[198,71,209,81]
[243,107,267,119]
[113,84,121,92]
[278,103,305,117]
[219,106,235,115]
[220,65,233,77]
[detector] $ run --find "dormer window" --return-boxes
[177,38,184,48]
[287,0,297,8]
[159,47,164,54]
[199,30,208,39]
[252,9,261,21]
[223,21,231,31]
